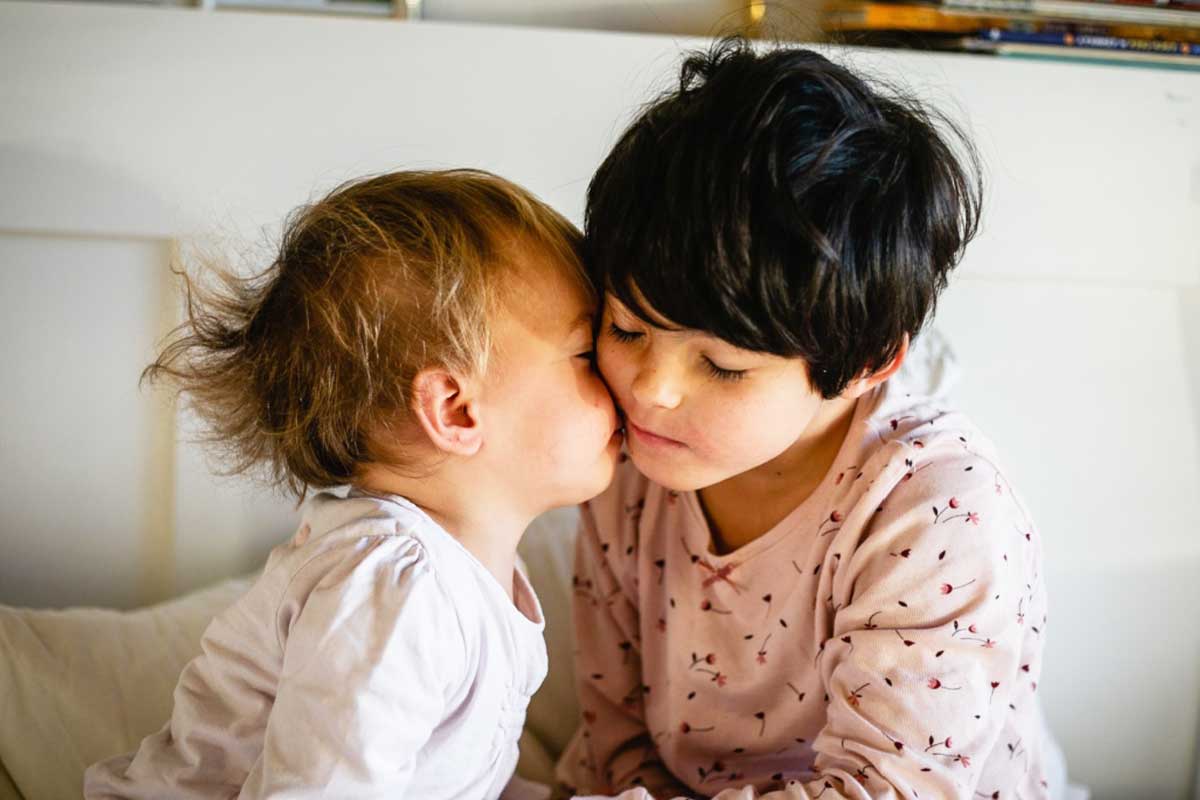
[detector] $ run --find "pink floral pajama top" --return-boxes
[557,376,1050,800]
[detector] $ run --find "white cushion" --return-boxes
[518,507,584,764]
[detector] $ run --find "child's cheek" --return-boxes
[697,394,754,451]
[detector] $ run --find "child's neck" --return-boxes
[355,463,531,601]
[698,395,858,556]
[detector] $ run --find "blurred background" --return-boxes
[0,0,1198,798]
[41,0,1200,66]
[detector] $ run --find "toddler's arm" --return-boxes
[85,536,467,799]
[240,538,466,796]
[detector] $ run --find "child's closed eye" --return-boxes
[703,356,746,382]
[607,322,642,343]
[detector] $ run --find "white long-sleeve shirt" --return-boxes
[85,490,547,799]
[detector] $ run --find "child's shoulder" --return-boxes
[866,369,1003,473]
[856,378,1035,543]
[285,491,440,565]
[861,331,1005,469]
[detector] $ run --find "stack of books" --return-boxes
[822,0,1200,69]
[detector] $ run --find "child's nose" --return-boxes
[631,358,682,410]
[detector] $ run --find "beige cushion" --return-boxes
[0,759,21,800]
[0,575,253,800]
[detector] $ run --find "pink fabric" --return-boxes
[558,376,1050,800]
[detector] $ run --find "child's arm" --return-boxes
[726,449,1044,799]
[796,451,1043,796]
[562,504,692,799]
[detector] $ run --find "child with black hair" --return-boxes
[558,41,1052,800]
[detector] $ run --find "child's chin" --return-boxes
[629,450,712,493]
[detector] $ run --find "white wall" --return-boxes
[937,278,1200,798]
[1,2,1198,795]
[0,234,176,608]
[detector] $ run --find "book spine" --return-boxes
[824,2,998,31]
[979,25,1200,53]
[947,0,1200,25]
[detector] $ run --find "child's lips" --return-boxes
[627,418,686,449]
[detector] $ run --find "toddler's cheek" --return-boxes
[541,413,591,468]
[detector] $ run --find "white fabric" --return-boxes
[903,326,960,401]
[84,490,547,800]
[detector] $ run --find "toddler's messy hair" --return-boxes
[145,170,584,499]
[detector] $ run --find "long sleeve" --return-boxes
[562,503,691,799]
[721,448,1041,800]
[240,537,468,797]
[794,447,1041,798]
[86,534,469,800]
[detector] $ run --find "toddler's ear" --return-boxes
[410,368,484,456]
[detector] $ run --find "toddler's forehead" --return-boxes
[504,244,595,314]
[487,264,590,360]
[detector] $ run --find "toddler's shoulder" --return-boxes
[264,493,471,642]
